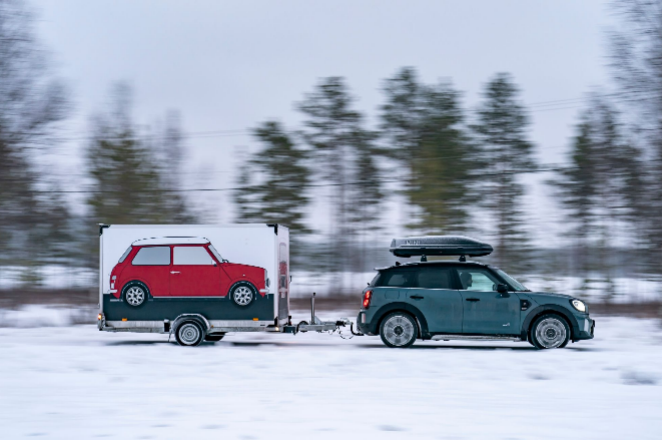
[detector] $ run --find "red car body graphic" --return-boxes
[109,239,266,300]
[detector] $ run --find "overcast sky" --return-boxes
[32,0,615,239]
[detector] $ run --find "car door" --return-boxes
[456,266,521,335]
[170,245,222,297]
[129,246,171,297]
[406,266,463,334]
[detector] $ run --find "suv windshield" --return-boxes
[494,268,529,292]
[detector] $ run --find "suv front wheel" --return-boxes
[530,314,570,349]
[379,312,417,348]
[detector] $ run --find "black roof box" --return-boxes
[389,236,493,258]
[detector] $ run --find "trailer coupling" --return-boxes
[283,292,359,339]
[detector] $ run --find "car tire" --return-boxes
[229,282,257,307]
[379,312,417,348]
[204,334,224,342]
[175,320,205,347]
[122,281,149,307]
[530,314,571,350]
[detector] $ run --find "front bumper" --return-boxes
[573,316,595,341]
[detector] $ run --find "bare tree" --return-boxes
[609,0,662,271]
[0,0,69,278]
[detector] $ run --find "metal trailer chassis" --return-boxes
[99,293,363,345]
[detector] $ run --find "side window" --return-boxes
[173,246,215,265]
[132,247,171,266]
[415,267,454,289]
[375,268,415,287]
[458,268,501,292]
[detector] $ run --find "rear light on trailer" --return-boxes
[362,290,372,309]
[97,313,102,321]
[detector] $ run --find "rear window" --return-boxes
[132,246,171,266]
[373,266,455,289]
[118,246,132,263]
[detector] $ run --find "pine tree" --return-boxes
[472,73,535,269]
[297,77,381,274]
[85,83,195,262]
[554,96,643,275]
[233,121,311,261]
[380,67,478,234]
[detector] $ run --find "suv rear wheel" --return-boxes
[379,312,417,348]
[530,314,570,349]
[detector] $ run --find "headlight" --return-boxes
[571,299,587,313]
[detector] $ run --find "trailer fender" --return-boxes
[172,314,211,335]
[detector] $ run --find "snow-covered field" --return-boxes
[0,314,661,439]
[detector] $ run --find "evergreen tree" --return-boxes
[472,73,535,268]
[85,83,195,262]
[233,121,311,260]
[554,96,643,274]
[380,67,478,234]
[297,77,381,274]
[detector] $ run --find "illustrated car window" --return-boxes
[118,246,132,263]
[132,246,171,266]
[173,246,215,265]
[208,244,224,262]
[458,269,501,292]
[415,267,453,289]
[376,268,414,287]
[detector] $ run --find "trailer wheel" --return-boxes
[175,320,205,347]
[122,281,149,307]
[229,282,256,307]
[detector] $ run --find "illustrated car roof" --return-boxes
[132,236,210,246]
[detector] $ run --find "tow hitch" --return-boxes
[284,292,357,338]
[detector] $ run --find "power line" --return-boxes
[7,165,575,195]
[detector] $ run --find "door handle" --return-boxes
[465,298,480,302]
[170,271,180,274]
[410,295,424,300]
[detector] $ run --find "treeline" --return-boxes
[1,0,661,289]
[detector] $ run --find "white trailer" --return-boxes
[97,224,353,346]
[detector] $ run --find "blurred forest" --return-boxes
[1,0,661,302]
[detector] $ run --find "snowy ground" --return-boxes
[1,314,661,439]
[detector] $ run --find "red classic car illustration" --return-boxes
[108,237,268,307]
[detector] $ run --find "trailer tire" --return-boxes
[175,320,205,347]
[122,281,149,307]
[229,282,257,307]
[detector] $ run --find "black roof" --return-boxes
[376,260,490,272]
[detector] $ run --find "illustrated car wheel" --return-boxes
[379,312,417,348]
[204,334,225,342]
[230,282,256,307]
[122,282,148,307]
[175,320,205,347]
[530,314,570,350]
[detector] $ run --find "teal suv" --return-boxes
[356,261,595,349]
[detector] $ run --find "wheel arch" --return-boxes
[370,302,429,339]
[173,313,210,334]
[521,305,578,341]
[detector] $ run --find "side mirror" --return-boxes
[496,284,509,294]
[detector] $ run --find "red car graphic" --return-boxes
[108,237,267,307]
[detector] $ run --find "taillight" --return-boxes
[362,290,372,309]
